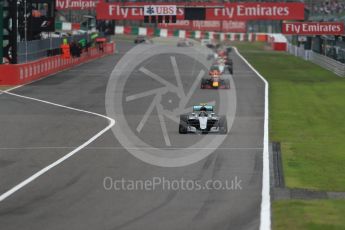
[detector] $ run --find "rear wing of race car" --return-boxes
[193,105,214,112]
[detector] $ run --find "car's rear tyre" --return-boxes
[179,115,188,134]
[219,116,228,134]
[229,67,233,75]
[201,79,208,89]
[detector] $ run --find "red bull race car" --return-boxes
[201,65,230,89]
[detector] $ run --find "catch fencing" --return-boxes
[17,34,96,64]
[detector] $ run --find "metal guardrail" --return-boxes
[309,52,345,77]
[288,43,345,77]
[287,43,311,60]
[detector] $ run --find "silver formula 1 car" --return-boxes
[179,105,228,134]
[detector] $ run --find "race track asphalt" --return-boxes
[0,40,265,230]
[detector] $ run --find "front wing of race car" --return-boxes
[182,119,221,133]
[179,115,228,134]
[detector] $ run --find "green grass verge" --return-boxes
[273,200,345,230]
[233,41,345,230]
[233,42,345,191]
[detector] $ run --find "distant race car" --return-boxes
[207,53,234,74]
[177,39,194,47]
[214,56,233,74]
[226,46,233,54]
[214,47,234,74]
[226,58,233,74]
[201,65,230,89]
[217,50,227,58]
[134,36,152,44]
[179,104,228,134]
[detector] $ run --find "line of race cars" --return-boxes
[202,46,233,89]
[133,36,232,135]
[179,44,233,135]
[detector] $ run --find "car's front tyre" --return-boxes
[179,115,189,134]
[200,78,208,89]
[219,116,228,134]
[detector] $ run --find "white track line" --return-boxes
[0,90,115,202]
[234,48,271,230]
[0,85,23,95]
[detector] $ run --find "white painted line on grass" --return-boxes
[234,47,271,230]
[0,90,115,202]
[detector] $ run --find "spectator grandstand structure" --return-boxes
[295,1,345,64]
[306,0,345,18]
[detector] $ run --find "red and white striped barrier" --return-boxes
[114,25,269,43]
[0,43,115,86]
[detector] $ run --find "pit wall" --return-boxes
[115,25,268,42]
[0,42,115,86]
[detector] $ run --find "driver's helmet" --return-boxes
[199,106,208,116]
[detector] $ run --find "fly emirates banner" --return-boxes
[96,2,305,20]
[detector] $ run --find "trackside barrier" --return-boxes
[16,34,102,63]
[287,43,345,77]
[114,26,268,42]
[0,42,115,85]
[309,51,345,77]
[256,33,268,42]
[287,43,311,60]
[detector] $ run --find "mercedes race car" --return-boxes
[201,65,230,89]
[179,105,228,134]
